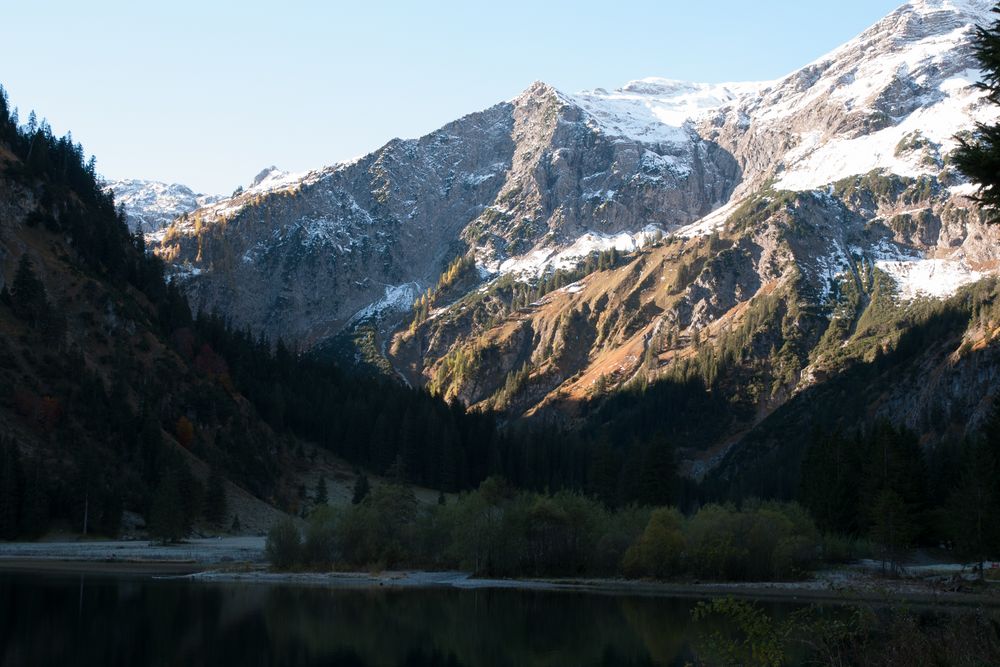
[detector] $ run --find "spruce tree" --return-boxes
[861,423,926,570]
[10,255,48,326]
[21,458,49,538]
[148,470,185,543]
[947,437,1000,576]
[947,402,1000,575]
[174,458,202,531]
[635,437,676,507]
[351,472,370,505]
[586,441,620,507]
[314,476,328,505]
[137,413,163,485]
[799,431,863,534]
[953,5,1000,218]
[870,489,916,574]
[204,466,227,525]
[0,439,23,539]
[386,454,407,483]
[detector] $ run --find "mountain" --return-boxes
[149,0,1000,479]
[103,167,307,235]
[0,107,299,536]
[148,75,754,344]
[0,99,525,538]
[102,179,223,233]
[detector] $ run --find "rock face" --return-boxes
[151,0,1000,452]
[152,104,517,343]
[149,80,751,343]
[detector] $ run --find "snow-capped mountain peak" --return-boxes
[907,0,994,19]
[250,166,281,188]
[112,165,321,243]
[718,0,999,192]
[103,179,222,233]
[564,78,766,145]
[247,165,305,193]
[148,0,1000,356]
[239,166,318,201]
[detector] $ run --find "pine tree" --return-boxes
[398,409,421,482]
[947,437,1000,576]
[861,423,927,571]
[369,411,395,473]
[799,431,863,534]
[10,255,48,326]
[947,402,1000,575]
[386,454,407,483]
[0,439,23,539]
[174,459,203,531]
[351,472,370,505]
[635,436,677,507]
[953,5,1000,218]
[314,476,328,505]
[204,466,227,525]
[870,489,915,574]
[148,470,186,543]
[21,457,49,538]
[586,441,620,507]
[137,413,164,485]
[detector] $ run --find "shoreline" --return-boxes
[0,558,207,576]
[189,569,1000,609]
[2,556,998,609]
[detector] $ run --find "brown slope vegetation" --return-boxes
[390,234,729,413]
[389,194,813,424]
[388,178,1000,479]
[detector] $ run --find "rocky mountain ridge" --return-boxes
[102,166,310,235]
[102,179,221,233]
[148,0,1000,464]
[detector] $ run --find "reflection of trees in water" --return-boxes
[0,574,280,665]
[0,574,807,667]
[259,587,681,666]
[1,576,682,666]
[618,597,692,665]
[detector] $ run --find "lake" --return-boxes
[0,569,823,666]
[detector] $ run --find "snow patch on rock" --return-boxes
[877,257,984,300]
[776,69,991,190]
[493,226,666,278]
[347,282,422,325]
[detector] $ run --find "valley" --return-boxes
[113,0,1000,483]
[5,1,1000,664]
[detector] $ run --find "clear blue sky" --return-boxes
[2,0,903,194]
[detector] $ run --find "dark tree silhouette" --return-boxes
[953,5,1000,219]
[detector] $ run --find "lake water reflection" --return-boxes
[0,571,806,666]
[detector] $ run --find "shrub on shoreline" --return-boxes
[267,477,826,582]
